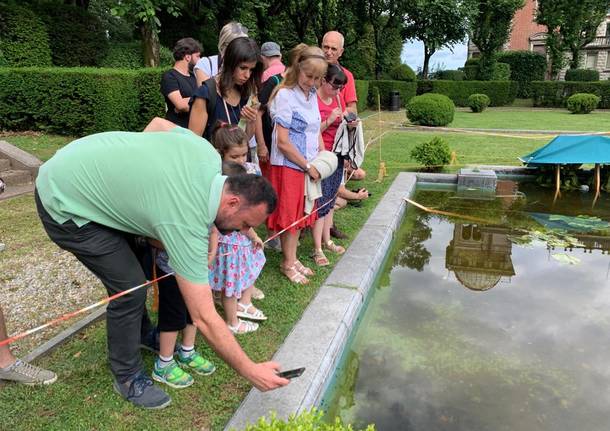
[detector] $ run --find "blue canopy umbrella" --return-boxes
[520,135,610,165]
[520,135,610,200]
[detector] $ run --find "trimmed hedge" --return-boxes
[566,93,600,114]
[100,42,174,69]
[406,93,455,127]
[0,67,166,136]
[367,80,417,109]
[564,68,600,82]
[497,50,547,98]
[354,79,369,112]
[434,70,465,81]
[467,93,491,113]
[417,80,517,107]
[531,81,610,109]
[492,62,511,81]
[0,4,52,67]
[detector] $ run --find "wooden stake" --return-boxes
[593,163,601,208]
[553,164,561,205]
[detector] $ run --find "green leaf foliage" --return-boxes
[531,81,610,108]
[367,80,417,109]
[497,51,547,97]
[417,80,517,106]
[354,80,370,112]
[434,70,465,81]
[565,68,600,82]
[36,3,109,67]
[491,62,511,81]
[467,93,491,113]
[389,64,417,82]
[240,409,375,431]
[566,93,600,114]
[0,4,52,67]
[0,67,166,135]
[406,93,455,127]
[410,136,452,170]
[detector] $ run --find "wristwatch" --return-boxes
[305,163,311,172]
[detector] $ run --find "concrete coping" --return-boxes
[224,172,417,430]
[0,140,43,177]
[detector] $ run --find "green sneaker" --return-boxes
[152,359,194,389]
[177,351,216,376]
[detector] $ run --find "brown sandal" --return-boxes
[280,264,310,285]
[294,260,314,276]
[312,249,329,266]
[323,240,345,255]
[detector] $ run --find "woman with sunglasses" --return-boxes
[310,63,348,266]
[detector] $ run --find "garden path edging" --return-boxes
[224,172,417,430]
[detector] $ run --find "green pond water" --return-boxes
[323,182,610,431]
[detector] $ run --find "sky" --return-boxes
[401,40,468,72]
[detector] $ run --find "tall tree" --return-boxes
[469,0,525,80]
[536,0,609,77]
[403,0,475,79]
[111,0,181,67]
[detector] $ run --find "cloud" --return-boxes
[401,40,468,71]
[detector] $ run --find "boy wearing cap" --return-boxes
[260,42,285,83]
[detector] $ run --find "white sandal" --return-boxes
[228,318,259,334]
[236,303,267,321]
[251,286,265,300]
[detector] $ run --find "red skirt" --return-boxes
[267,165,317,234]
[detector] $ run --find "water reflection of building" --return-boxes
[445,224,515,291]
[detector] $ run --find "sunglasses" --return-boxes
[326,80,345,90]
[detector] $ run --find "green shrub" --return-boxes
[36,3,108,67]
[434,70,465,81]
[464,58,480,66]
[389,63,416,82]
[491,62,511,81]
[242,410,374,431]
[564,68,600,82]
[531,81,610,108]
[462,65,478,80]
[0,67,166,135]
[566,93,600,114]
[417,80,517,106]
[354,79,369,112]
[406,93,455,127]
[101,42,173,69]
[410,136,452,171]
[0,4,52,67]
[367,80,417,109]
[497,50,547,98]
[467,93,491,113]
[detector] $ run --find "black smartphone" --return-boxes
[277,367,305,379]
[351,188,372,197]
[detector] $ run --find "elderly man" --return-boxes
[321,31,358,114]
[260,41,285,83]
[34,118,288,409]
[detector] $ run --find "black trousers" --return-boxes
[156,264,193,332]
[35,191,152,382]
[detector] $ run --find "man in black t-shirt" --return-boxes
[160,38,202,128]
[255,73,283,166]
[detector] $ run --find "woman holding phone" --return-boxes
[188,37,262,141]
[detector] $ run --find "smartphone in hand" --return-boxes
[277,367,306,379]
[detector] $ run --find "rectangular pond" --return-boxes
[322,181,610,431]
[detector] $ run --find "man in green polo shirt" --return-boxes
[35,117,289,409]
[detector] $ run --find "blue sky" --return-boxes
[401,40,468,72]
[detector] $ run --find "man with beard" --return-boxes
[34,117,289,408]
[161,38,202,128]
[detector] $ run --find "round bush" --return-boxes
[435,70,464,81]
[389,64,416,82]
[410,137,452,171]
[566,93,600,114]
[467,93,491,113]
[37,3,108,67]
[0,4,52,67]
[406,93,455,126]
[565,68,600,82]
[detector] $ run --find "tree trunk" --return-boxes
[422,44,435,80]
[569,46,581,69]
[140,24,160,68]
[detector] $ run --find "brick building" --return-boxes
[468,0,610,79]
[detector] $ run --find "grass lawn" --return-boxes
[0,125,543,430]
[0,133,71,162]
[447,107,610,132]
